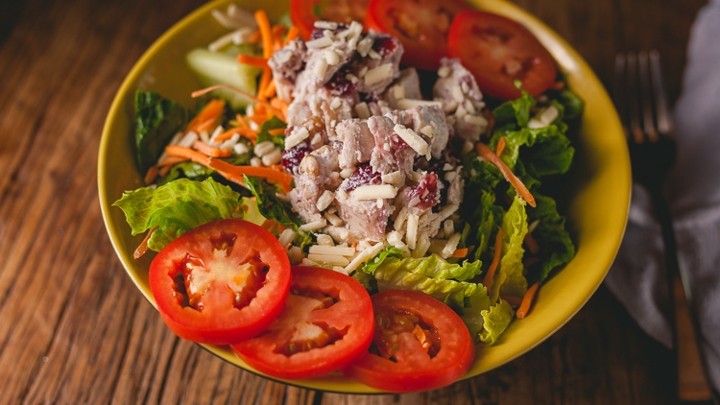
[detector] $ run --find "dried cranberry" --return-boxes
[281,142,311,174]
[326,70,356,97]
[310,29,325,40]
[372,36,398,58]
[408,172,439,210]
[342,164,381,191]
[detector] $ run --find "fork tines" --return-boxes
[614,50,673,144]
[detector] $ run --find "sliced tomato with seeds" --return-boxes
[148,219,290,345]
[448,10,558,100]
[364,0,469,70]
[231,266,374,379]
[290,0,371,40]
[345,289,475,392]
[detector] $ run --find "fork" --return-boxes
[614,50,716,403]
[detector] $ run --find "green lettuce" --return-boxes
[243,175,313,249]
[478,299,514,344]
[134,91,189,173]
[112,177,241,251]
[490,196,529,302]
[528,194,576,283]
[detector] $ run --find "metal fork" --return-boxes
[614,50,716,403]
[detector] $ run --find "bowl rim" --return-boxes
[98,0,631,394]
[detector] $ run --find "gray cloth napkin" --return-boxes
[605,0,720,392]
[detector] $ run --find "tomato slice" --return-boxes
[344,290,475,392]
[231,266,375,379]
[148,219,290,345]
[290,0,371,40]
[448,10,558,100]
[364,0,469,70]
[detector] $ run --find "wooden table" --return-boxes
[0,0,707,403]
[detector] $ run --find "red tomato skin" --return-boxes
[364,0,469,70]
[148,219,291,346]
[448,10,558,100]
[344,290,476,392]
[290,0,371,40]
[231,266,375,379]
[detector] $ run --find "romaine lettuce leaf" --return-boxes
[243,175,313,249]
[134,91,189,173]
[479,299,514,344]
[490,196,529,302]
[528,194,576,283]
[112,177,241,251]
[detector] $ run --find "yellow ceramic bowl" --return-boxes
[98,0,630,393]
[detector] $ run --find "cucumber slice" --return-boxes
[186,47,260,109]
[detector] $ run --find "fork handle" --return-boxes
[648,186,717,402]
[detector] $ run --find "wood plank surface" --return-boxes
[0,0,707,403]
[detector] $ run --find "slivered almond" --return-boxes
[309,245,356,256]
[352,184,398,200]
[393,124,429,157]
[364,63,393,86]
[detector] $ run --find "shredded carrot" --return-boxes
[191,84,284,118]
[254,10,273,59]
[215,126,257,142]
[285,26,300,44]
[165,144,209,163]
[496,137,506,156]
[164,145,292,191]
[483,228,505,288]
[476,142,536,207]
[235,114,250,129]
[133,227,157,259]
[249,31,261,43]
[257,67,272,101]
[187,99,225,133]
[192,141,232,158]
[157,155,188,167]
[236,54,268,67]
[451,247,469,258]
[262,78,277,99]
[524,232,540,255]
[516,282,540,319]
[271,25,286,51]
[209,158,293,192]
[268,128,285,136]
[144,166,159,185]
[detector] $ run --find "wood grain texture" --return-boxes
[0,0,706,403]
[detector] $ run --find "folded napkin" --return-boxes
[605,0,720,392]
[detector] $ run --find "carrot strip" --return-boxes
[165,145,211,164]
[496,137,506,156]
[249,30,261,43]
[268,127,285,136]
[483,228,505,288]
[285,26,300,44]
[164,145,292,191]
[133,227,157,259]
[215,126,257,142]
[236,53,268,68]
[192,141,232,158]
[209,158,293,192]
[271,25,286,41]
[191,84,285,118]
[235,114,250,129]
[451,247,469,258]
[516,282,541,319]
[524,232,540,255]
[476,142,536,207]
[144,166,159,185]
[257,67,272,101]
[262,78,277,99]
[254,10,273,59]
[187,99,225,133]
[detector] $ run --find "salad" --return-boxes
[113,0,582,392]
